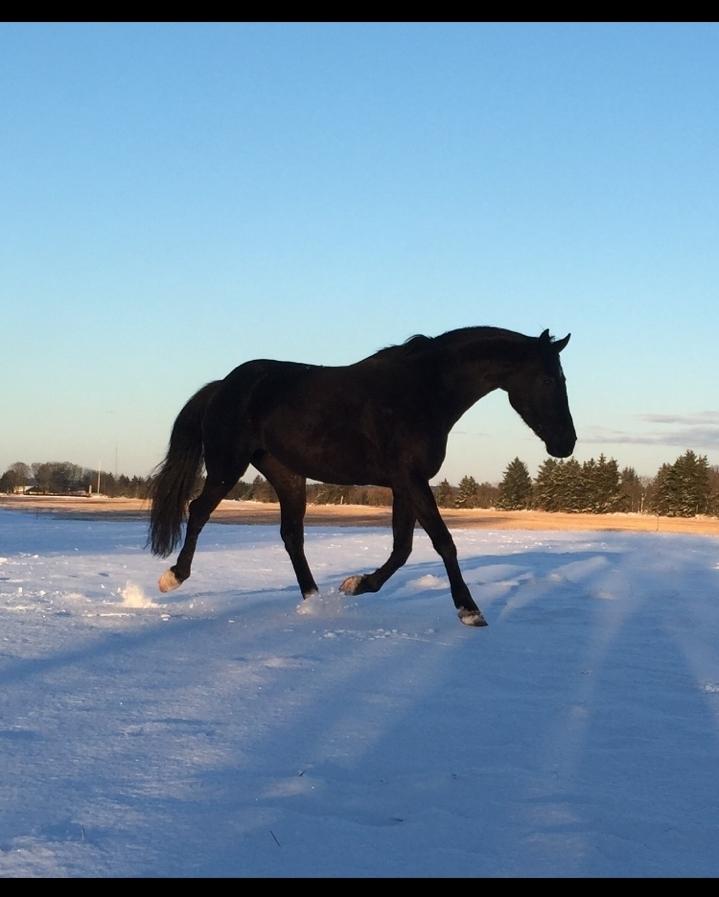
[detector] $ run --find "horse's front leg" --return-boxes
[405,475,488,627]
[339,491,415,595]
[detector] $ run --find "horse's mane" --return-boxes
[368,326,531,363]
[371,333,434,361]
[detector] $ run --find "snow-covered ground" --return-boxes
[1,507,719,877]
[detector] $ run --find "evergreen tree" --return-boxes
[498,457,532,510]
[649,463,676,516]
[581,457,598,511]
[434,479,455,508]
[649,451,711,517]
[588,454,623,513]
[455,475,480,509]
[708,467,719,517]
[674,450,710,516]
[534,458,560,511]
[558,457,584,512]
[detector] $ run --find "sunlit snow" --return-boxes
[1,509,719,876]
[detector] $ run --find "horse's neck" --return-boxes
[427,337,526,427]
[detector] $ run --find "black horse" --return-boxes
[149,326,576,626]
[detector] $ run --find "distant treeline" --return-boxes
[442,451,719,518]
[2,450,718,519]
[0,461,154,499]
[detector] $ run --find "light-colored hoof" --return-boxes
[458,608,488,627]
[339,575,364,595]
[158,569,182,593]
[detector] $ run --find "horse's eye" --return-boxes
[542,376,554,387]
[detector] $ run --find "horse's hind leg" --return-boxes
[159,461,246,592]
[339,491,415,595]
[253,454,318,598]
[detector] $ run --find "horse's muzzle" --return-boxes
[545,435,577,458]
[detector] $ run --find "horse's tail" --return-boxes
[148,380,221,558]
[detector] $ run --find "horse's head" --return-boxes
[506,329,576,458]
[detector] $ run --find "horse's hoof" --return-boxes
[159,569,182,593]
[339,575,378,595]
[339,575,366,595]
[458,608,488,627]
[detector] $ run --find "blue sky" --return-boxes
[2,23,718,484]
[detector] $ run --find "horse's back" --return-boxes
[200,356,397,482]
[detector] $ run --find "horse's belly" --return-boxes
[264,424,388,486]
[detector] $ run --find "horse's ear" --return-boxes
[539,329,551,346]
[554,333,571,353]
